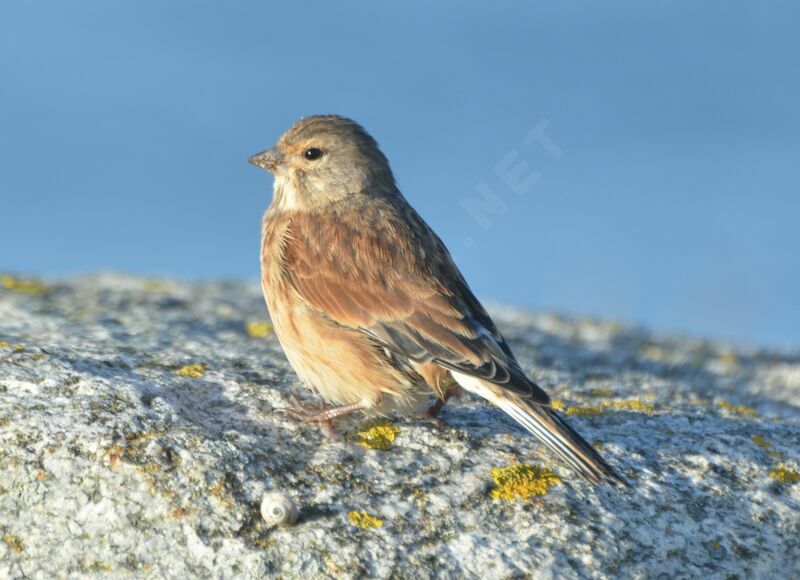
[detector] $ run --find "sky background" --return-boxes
[1,1,798,347]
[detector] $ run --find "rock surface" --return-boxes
[1,273,799,578]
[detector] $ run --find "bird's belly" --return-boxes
[264,290,422,411]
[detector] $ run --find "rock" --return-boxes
[0,273,799,578]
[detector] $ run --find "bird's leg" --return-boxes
[420,393,454,429]
[283,396,370,442]
[423,383,463,427]
[427,396,448,419]
[428,384,460,418]
[285,399,370,423]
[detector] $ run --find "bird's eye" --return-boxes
[303,148,324,161]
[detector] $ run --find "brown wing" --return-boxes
[279,197,550,406]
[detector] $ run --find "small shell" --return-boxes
[261,492,299,527]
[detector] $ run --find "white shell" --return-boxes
[261,492,299,527]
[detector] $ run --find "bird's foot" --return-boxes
[412,398,449,429]
[427,397,447,419]
[282,396,369,442]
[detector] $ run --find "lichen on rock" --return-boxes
[0,274,798,578]
[0,275,49,295]
[355,420,400,450]
[245,321,273,338]
[347,511,383,529]
[768,465,800,484]
[489,464,562,501]
[717,399,759,417]
[174,364,207,378]
[564,404,603,416]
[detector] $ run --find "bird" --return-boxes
[249,115,626,486]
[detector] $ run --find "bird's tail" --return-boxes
[452,372,628,486]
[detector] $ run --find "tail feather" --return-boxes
[498,397,628,486]
[452,372,628,486]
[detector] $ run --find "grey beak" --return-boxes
[248,147,284,172]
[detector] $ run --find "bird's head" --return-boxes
[249,115,398,210]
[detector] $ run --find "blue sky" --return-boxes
[1,1,798,347]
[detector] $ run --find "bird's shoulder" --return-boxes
[277,196,443,280]
[270,195,490,344]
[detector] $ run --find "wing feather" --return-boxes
[279,198,550,406]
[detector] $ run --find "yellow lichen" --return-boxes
[768,465,800,484]
[751,435,771,449]
[245,321,274,338]
[641,345,668,361]
[89,562,112,573]
[586,388,615,398]
[601,400,655,413]
[718,351,739,366]
[0,341,24,352]
[348,511,383,528]
[140,280,172,292]
[489,464,562,501]
[3,532,24,553]
[550,399,565,411]
[175,364,207,378]
[0,275,48,294]
[564,405,603,416]
[355,421,400,450]
[717,400,758,417]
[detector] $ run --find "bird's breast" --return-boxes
[260,210,292,312]
[257,209,426,410]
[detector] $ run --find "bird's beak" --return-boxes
[248,147,284,173]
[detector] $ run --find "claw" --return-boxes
[289,394,304,409]
[320,421,343,443]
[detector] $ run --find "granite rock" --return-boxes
[1,274,799,578]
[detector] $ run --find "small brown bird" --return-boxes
[250,115,626,485]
